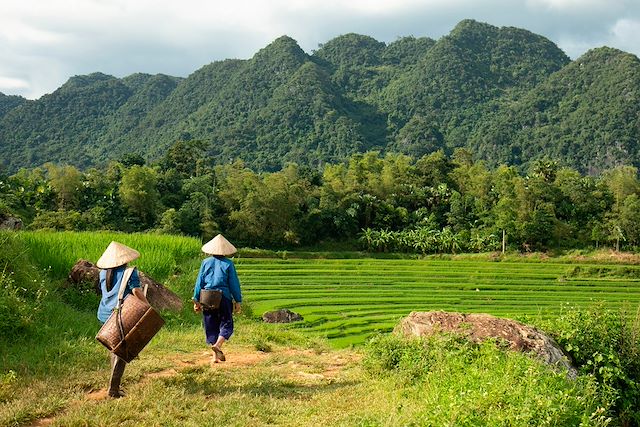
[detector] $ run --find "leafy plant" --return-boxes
[542,303,640,424]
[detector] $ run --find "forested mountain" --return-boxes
[0,19,639,174]
[0,93,27,119]
[468,47,640,175]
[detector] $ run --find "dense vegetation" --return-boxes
[1,20,639,174]
[3,146,640,252]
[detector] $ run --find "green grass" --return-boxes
[16,230,202,282]
[233,258,640,347]
[3,231,638,425]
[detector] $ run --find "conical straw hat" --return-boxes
[201,234,237,256]
[96,241,140,269]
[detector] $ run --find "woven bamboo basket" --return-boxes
[96,295,164,363]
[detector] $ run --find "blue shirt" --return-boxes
[193,256,242,303]
[97,265,141,323]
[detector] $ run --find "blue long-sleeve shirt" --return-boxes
[193,256,242,303]
[97,266,141,323]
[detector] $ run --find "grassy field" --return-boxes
[10,231,640,349]
[235,257,640,347]
[16,231,202,282]
[2,231,640,425]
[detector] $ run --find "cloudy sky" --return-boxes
[1,0,639,99]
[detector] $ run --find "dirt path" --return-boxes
[27,347,357,426]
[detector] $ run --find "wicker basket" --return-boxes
[96,295,164,363]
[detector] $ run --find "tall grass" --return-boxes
[16,231,202,281]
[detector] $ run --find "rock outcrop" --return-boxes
[262,309,304,323]
[0,216,22,230]
[395,311,577,378]
[68,259,183,312]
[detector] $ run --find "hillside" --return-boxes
[469,47,640,174]
[0,20,639,174]
[0,92,27,119]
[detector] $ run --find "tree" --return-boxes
[619,194,640,247]
[601,166,639,212]
[45,163,83,210]
[160,140,210,178]
[119,166,160,228]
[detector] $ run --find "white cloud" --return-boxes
[609,18,640,54]
[0,76,30,91]
[0,0,638,99]
[526,0,612,11]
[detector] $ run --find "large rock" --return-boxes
[68,259,183,312]
[395,311,577,378]
[262,309,304,323]
[0,216,22,230]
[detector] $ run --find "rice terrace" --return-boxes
[240,257,640,346]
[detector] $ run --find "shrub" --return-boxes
[29,210,85,231]
[543,303,640,425]
[363,333,611,425]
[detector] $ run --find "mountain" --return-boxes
[0,93,27,119]
[0,20,638,174]
[381,20,570,151]
[469,47,640,174]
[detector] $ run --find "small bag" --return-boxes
[96,267,164,363]
[199,289,223,310]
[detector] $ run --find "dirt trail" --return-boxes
[27,347,356,426]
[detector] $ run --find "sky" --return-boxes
[1,0,639,100]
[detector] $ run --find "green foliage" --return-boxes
[362,333,609,425]
[541,304,640,424]
[0,92,26,119]
[471,47,640,173]
[0,233,47,340]
[359,226,499,253]
[6,19,637,176]
[57,280,101,313]
[119,165,160,228]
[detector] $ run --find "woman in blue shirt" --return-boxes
[96,241,149,398]
[193,234,242,363]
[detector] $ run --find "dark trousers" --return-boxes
[202,296,234,344]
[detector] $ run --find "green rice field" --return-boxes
[235,258,640,347]
[12,231,640,348]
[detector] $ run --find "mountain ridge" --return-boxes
[0,19,638,174]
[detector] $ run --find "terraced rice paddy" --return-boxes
[236,258,640,347]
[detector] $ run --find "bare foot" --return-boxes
[212,346,226,362]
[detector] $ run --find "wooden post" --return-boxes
[502,229,506,254]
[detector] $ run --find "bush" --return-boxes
[57,280,100,313]
[542,303,640,425]
[0,269,32,338]
[29,210,84,231]
[363,333,611,425]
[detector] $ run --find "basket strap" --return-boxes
[116,267,136,309]
[116,267,135,361]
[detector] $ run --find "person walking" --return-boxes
[96,241,149,398]
[193,234,242,364]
